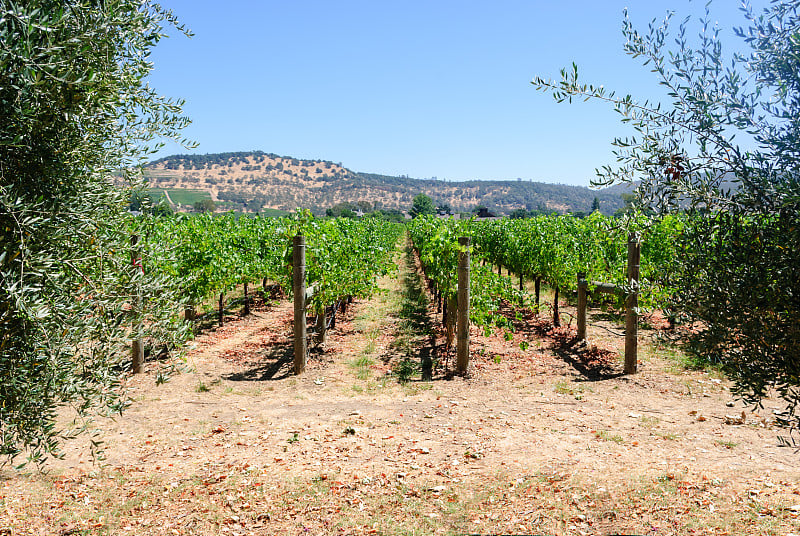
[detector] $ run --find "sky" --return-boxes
[148,1,770,187]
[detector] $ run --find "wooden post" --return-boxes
[519,273,524,292]
[184,305,195,323]
[534,277,541,312]
[293,235,307,374]
[457,237,470,374]
[218,292,224,326]
[243,281,250,316]
[624,233,640,374]
[130,234,144,374]
[577,272,587,341]
[553,285,560,327]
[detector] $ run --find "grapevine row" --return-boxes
[470,213,683,312]
[141,211,402,321]
[407,216,522,338]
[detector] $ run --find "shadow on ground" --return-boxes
[496,302,625,381]
[383,242,443,382]
[222,341,294,382]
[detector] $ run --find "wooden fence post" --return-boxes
[577,272,587,341]
[534,277,540,312]
[218,292,224,326]
[457,237,471,374]
[293,234,307,374]
[624,233,640,374]
[130,235,144,374]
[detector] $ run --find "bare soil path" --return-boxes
[1,242,798,536]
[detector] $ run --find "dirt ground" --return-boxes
[1,244,798,536]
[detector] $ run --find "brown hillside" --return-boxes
[142,151,627,215]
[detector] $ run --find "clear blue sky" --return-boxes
[148,1,768,187]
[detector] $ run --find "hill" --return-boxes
[141,151,628,215]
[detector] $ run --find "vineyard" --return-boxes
[129,211,682,380]
[1,210,798,535]
[5,0,799,533]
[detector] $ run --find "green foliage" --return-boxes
[129,191,173,217]
[301,216,402,314]
[193,199,216,213]
[393,358,418,384]
[407,216,522,334]
[149,212,402,319]
[470,213,681,310]
[370,208,406,223]
[325,202,359,218]
[0,0,192,466]
[532,1,800,432]
[409,193,435,218]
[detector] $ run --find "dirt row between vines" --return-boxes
[1,243,798,536]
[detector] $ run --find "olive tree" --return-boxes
[532,2,800,437]
[0,0,192,466]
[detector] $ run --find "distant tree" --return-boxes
[371,208,405,223]
[471,204,488,214]
[591,197,600,212]
[410,194,436,218]
[151,201,174,217]
[436,202,452,215]
[356,200,373,213]
[325,202,359,218]
[193,199,216,213]
[509,208,529,219]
